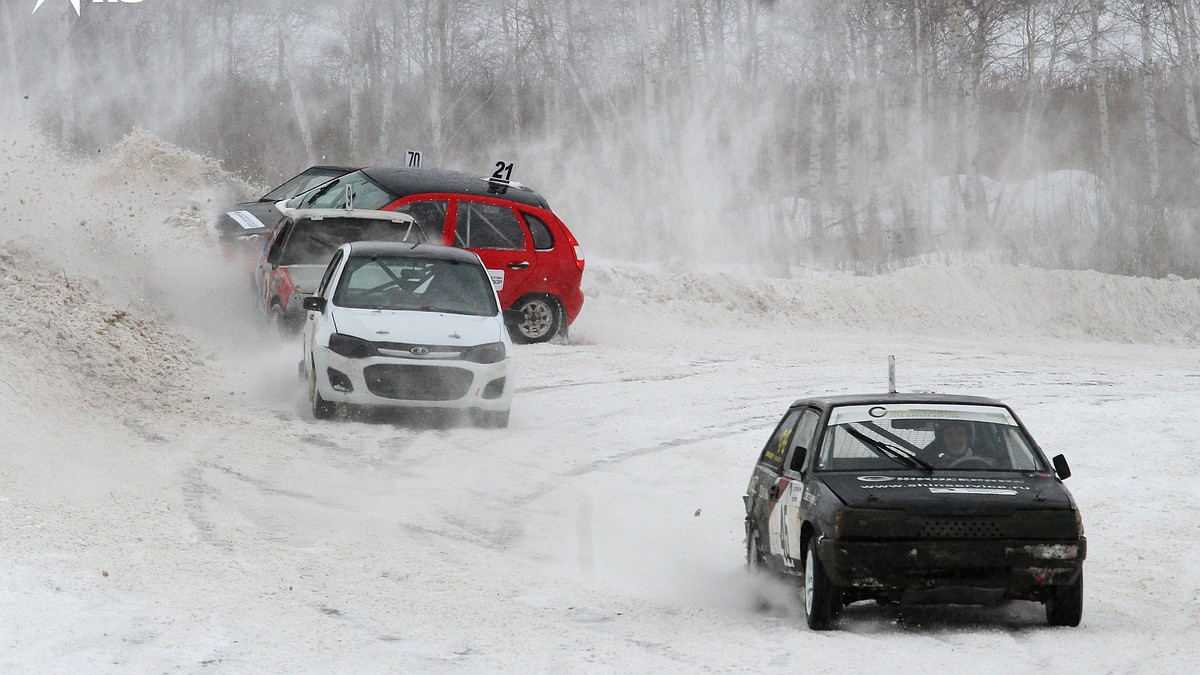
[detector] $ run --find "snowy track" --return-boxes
[2,132,1199,671]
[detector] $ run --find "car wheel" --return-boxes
[268,303,291,338]
[475,409,510,429]
[746,524,766,572]
[309,362,336,420]
[1046,569,1083,627]
[746,524,772,611]
[509,296,560,344]
[803,539,842,630]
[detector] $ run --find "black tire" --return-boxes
[746,524,766,573]
[1046,569,1083,627]
[509,296,560,344]
[268,303,289,338]
[309,363,336,420]
[803,539,842,630]
[270,302,305,338]
[745,524,773,612]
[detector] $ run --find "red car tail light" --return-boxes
[564,229,585,272]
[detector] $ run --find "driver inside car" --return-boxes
[921,420,996,468]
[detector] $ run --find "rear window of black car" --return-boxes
[279,218,426,265]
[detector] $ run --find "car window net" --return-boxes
[455,202,524,250]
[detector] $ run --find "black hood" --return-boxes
[214,200,284,238]
[821,472,1074,515]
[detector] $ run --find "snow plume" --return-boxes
[0,243,208,421]
[0,126,266,426]
[0,125,260,339]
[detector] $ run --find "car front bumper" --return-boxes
[816,535,1086,597]
[315,349,513,411]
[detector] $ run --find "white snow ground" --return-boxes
[2,131,1200,672]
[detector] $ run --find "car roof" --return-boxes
[789,392,1010,410]
[283,208,416,223]
[360,167,551,209]
[345,241,482,265]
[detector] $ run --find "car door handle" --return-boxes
[507,261,530,269]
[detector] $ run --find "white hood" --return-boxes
[331,306,505,346]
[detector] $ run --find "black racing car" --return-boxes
[214,165,355,265]
[744,393,1086,630]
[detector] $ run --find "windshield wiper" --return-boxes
[844,426,934,472]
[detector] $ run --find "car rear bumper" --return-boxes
[315,350,513,411]
[559,286,584,324]
[816,535,1086,596]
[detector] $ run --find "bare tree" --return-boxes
[279,15,316,165]
[1091,0,1114,184]
[1140,0,1163,199]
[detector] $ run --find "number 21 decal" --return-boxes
[491,161,514,182]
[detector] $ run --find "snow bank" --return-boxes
[0,244,209,419]
[0,127,258,425]
[584,260,1200,346]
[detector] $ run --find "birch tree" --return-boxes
[1140,0,1162,199]
[1091,0,1114,184]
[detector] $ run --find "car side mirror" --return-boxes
[302,296,326,312]
[1052,454,1072,480]
[789,447,808,473]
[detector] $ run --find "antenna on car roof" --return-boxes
[888,355,897,394]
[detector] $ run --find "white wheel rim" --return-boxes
[517,300,554,338]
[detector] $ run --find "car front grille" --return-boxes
[363,364,473,401]
[374,341,466,360]
[916,518,1006,539]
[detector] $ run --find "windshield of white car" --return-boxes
[816,403,1046,472]
[261,168,349,202]
[278,218,427,265]
[333,256,498,316]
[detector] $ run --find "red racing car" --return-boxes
[280,167,585,343]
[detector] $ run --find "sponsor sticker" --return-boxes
[857,476,1031,492]
[227,210,266,230]
[830,403,1018,426]
[929,487,1019,495]
[486,269,505,289]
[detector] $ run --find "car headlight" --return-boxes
[462,341,506,364]
[328,333,377,358]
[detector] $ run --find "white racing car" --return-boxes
[300,241,514,427]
